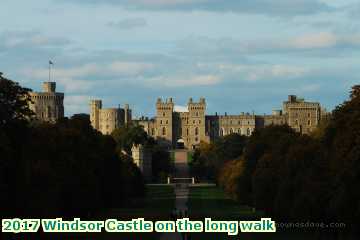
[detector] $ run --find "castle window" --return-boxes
[195,137,198,142]
[220,129,224,136]
[308,120,311,125]
[166,120,168,124]
[162,127,166,136]
[195,127,199,135]
[160,120,163,124]
[163,112,165,117]
[308,113,311,117]
[199,120,201,124]
[47,106,51,118]
[193,120,195,124]
[196,112,199,116]
[187,128,189,136]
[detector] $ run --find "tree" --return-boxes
[0,73,33,126]
[324,85,360,227]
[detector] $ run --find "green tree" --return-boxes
[0,73,33,126]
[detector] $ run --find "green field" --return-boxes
[187,185,345,240]
[56,185,176,240]
[188,185,262,219]
[100,185,175,219]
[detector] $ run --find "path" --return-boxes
[160,150,190,240]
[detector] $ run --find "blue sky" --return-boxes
[1,0,360,117]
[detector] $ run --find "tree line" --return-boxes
[191,85,360,233]
[0,73,171,219]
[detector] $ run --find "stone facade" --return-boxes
[28,82,64,122]
[90,100,131,135]
[135,95,324,149]
[132,144,152,181]
[282,95,321,134]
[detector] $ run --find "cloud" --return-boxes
[174,105,189,112]
[176,32,360,60]
[62,0,333,17]
[0,30,70,49]
[107,18,147,29]
[217,64,310,82]
[109,61,155,75]
[65,95,92,115]
[146,74,222,87]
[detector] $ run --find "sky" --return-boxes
[1,0,360,117]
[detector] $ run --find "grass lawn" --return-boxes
[101,185,175,219]
[188,185,262,219]
[91,185,175,240]
[187,185,343,240]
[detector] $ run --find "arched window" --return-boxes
[47,106,51,118]
[220,128,224,136]
[186,128,189,136]
[162,127,166,136]
[195,127,199,135]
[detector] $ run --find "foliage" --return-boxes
[0,76,145,218]
[202,85,360,232]
[0,73,34,127]
[190,133,247,181]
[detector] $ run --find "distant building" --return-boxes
[28,82,64,122]
[283,95,321,134]
[90,100,131,135]
[134,95,325,149]
[132,144,152,181]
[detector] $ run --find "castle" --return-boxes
[28,82,64,122]
[90,100,131,135]
[90,95,324,149]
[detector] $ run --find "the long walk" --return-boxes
[160,150,190,240]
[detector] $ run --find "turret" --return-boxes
[90,100,102,130]
[43,82,56,93]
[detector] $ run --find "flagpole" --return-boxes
[48,61,51,82]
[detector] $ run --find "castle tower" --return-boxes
[132,144,152,181]
[187,97,206,149]
[28,82,64,122]
[90,100,102,130]
[156,97,174,147]
[42,82,56,93]
[124,103,132,126]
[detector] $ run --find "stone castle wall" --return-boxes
[90,100,132,135]
[28,82,64,122]
[135,95,323,149]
